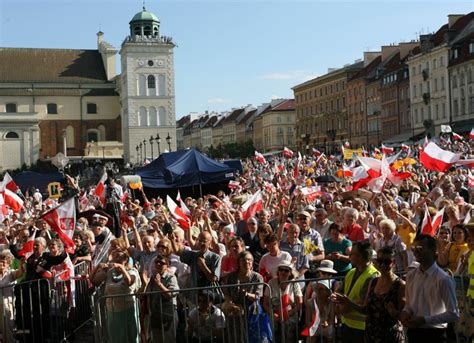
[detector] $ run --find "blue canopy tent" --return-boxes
[135,149,236,195]
[13,171,64,194]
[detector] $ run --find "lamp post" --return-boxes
[143,139,147,160]
[166,133,171,151]
[139,142,143,163]
[155,133,161,155]
[149,136,154,160]
[135,145,139,164]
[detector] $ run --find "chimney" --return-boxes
[97,31,104,47]
[381,45,399,61]
[448,14,464,28]
[398,42,419,59]
[363,51,381,66]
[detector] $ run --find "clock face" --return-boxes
[148,60,154,66]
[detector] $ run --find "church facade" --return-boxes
[0,7,176,170]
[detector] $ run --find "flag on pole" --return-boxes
[401,144,409,152]
[300,298,321,337]
[254,151,267,164]
[0,189,24,213]
[468,170,474,188]
[470,128,474,140]
[452,132,463,141]
[95,172,107,206]
[381,144,394,154]
[1,172,19,193]
[241,190,263,221]
[421,206,445,236]
[282,147,294,158]
[41,198,76,254]
[166,195,190,230]
[18,229,37,258]
[456,159,474,168]
[293,152,302,179]
[420,142,461,172]
[312,148,321,157]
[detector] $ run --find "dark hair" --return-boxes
[328,223,342,233]
[451,224,468,242]
[155,253,170,266]
[378,246,395,258]
[264,234,279,245]
[414,234,437,252]
[257,223,273,235]
[352,241,373,261]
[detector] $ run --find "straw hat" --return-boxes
[276,260,298,279]
[317,260,338,274]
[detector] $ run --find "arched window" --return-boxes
[147,75,156,96]
[98,125,106,141]
[149,107,157,126]
[5,131,19,139]
[87,130,98,142]
[153,27,159,37]
[134,26,141,35]
[65,126,75,148]
[158,75,166,96]
[144,26,152,36]
[158,107,166,126]
[5,103,17,113]
[139,107,148,127]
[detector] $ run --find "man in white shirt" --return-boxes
[400,234,459,343]
[259,234,291,280]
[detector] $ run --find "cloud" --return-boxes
[271,95,281,100]
[261,70,319,81]
[207,98,232,104]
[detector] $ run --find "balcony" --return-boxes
[423,92,431,105]
[422,69,429,81]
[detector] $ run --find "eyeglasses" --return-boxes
[278,268,291,273]
[156,245,168,249]
[155,260,167,266]
[376,258,393,265]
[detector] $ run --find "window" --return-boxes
[47,103,58,114]
[470,96,474,113]
[5,132,19,139]
[442,102,446,118]
[65,126,75,148]
[433,59,437,69]
[139,106,148,126]
[470,43,474,54]
[147,75,156,89]
[87,130,98,142]
[144,26,152,36]
[440,56,444,66]
[412,67,416,76]
[453,76,458,88]
[434,78,438,92]
[5,103,17,113]
[453,100,459,116]
[441,76,445,90]
[413,85,417,97]
[87,103,97,114]
[453,49,459,59]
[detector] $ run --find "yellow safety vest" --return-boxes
[341,264,379,330]
[467,252,474,299]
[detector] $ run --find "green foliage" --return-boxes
[206,140,255,159]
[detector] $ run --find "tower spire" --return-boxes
[143,0,146,11]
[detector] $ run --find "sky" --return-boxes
[1,0,473,118]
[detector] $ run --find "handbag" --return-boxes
[248,299,272,343]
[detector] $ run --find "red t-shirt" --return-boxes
[343,223,365,242]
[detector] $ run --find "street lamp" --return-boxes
[142,139,147,160]
[166,133,171,151]
[139,142,143,162]
[149,136,154,160]
[135,145,139,164]
[155,133,161,155]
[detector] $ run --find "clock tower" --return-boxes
[120,6,176,163]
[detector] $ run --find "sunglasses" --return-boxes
[278,268,291,273]
[376,258,393,265]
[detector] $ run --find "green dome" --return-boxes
[130,8,159,23]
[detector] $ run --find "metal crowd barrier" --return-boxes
[92,282,274,343]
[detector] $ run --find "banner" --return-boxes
[343,148,363,160]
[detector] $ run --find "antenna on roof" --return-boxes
[143,0,146,10]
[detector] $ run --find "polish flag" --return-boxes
[166,195,190,230]
[468,170,474,188]
[374,148,381,155]
[312,148,321,157]
[1,189,24,213]
[228,180,240,189]
[470,128,474,140]
[423,136,429,148]
[464,210,472,225]
[283,147,294,158]
[343,165,353,177]
[294,152,302,179]
[241,190,263,221]
[456,159,474,168]
[1,172,19,193]
[401,144,409,152]
[176,191,191,216]
[301,298,321,337]
[421,206,445,236]
[254,151,267,164]
[420,142,460,172]
[381,144,394,154]
[52,255,76,306]
[41,198,76,253]
[453,132,463,141]
[300,186,322,202]
[94,172,107,206]
[17,229,37,258]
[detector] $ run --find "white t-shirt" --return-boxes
[259,251,292,279]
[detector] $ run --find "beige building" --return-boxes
[407,14,473,137]
[211,115,226,147]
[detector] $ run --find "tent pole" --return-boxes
[199,184,203,197]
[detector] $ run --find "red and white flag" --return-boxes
[374,147,381,155]
[300,186,322,202]
[17,229,37,258]
[423,136,429,148]
[420,142,460,172]
[453,132,463,141]
[1,172,19,193]
[41,198,76,254]
[470,128,474,140]
[401,144,409,152]
[301,297,321,337]
[94,172,107,206]
[228,180,240,189]
[293,152,302,179]
[456,159,474,168]
[381,144,394,154]
[0,189,24,213]
[166,195,190,230]
[342,165,353,177]
[421,206,445,236]
[254,151,267,164]
[468,170,474,188]
[283,147,294,159]
[241,190,263,221]
[312,148,321,157]
[52,255,76,306]
[176,191,191,216]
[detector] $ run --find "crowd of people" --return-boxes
[0,134,473,343]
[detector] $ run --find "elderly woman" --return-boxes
[0,250,24,342]
[438,224,469,272]
[224,251,264,343]
[263,260,303,343]
[90,250,141,343]
[342,208,365,242]
[142,254,179,343]
[375,219,407,272]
